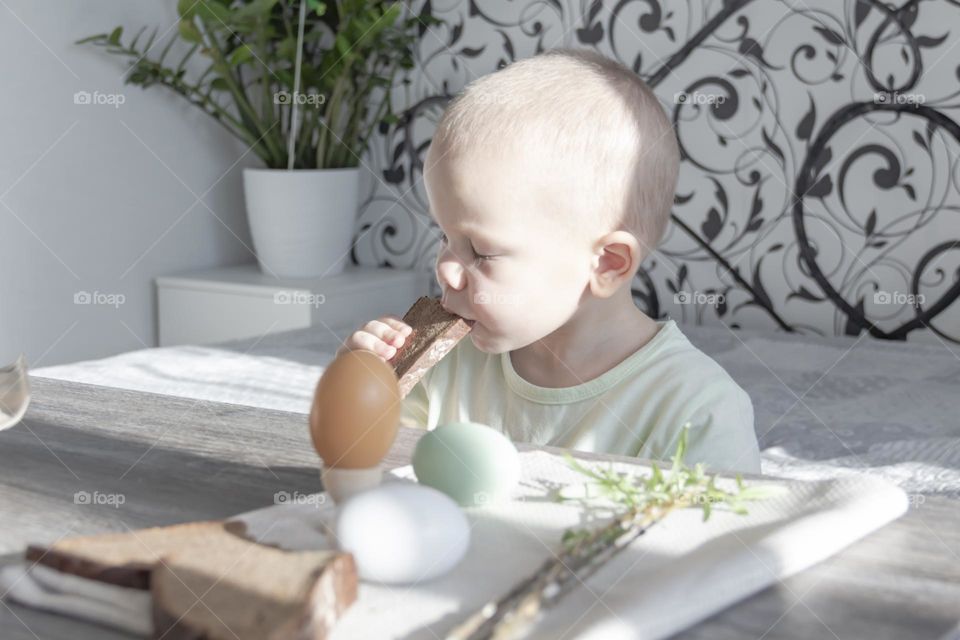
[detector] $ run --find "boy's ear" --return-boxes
[589,230,642,298]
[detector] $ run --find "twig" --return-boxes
[445,425,785,640]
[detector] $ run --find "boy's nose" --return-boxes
[436,258,467,291]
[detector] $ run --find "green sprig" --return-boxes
[559,424,785,542]
[447,424,785,639]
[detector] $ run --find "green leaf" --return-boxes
[129,26,148,50]
[381,3,403,27]
[277,36,298,59]
[650,463,663,486]
[177,0,198,18]
[178,19,203,43]
[275,69,296,88]
[334,33,351,57]
[233,0,279,21]
[108,26,123,46]
[563,453,603,482]
[195,1,232,26]
[210,77,231,91]
[75,33,108,46]
[228,44,254,66]
[670,423,691,476]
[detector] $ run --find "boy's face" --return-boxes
[425,144,593,354]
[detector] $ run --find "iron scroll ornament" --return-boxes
[793,100,960,341]
[363,0,960,342]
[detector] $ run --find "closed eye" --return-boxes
[472,248,495,261]
[439,232,495,261]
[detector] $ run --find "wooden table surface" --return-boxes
[2,377,959,640]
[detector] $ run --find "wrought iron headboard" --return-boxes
[353,0,960,343]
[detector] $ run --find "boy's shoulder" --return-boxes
[645,321,751,401]
[648,323,759,473]
[644,320,728,368]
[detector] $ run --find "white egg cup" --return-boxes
[321,466,382,504]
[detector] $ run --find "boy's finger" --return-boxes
[348,331,396,359]
[365,320,404,344]
[368,320,408,346]
[380,316,413,335]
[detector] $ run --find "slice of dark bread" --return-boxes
[151,533,356,640]
[25,520,252,590]
[24,520,358,639]
[389,296,473,397]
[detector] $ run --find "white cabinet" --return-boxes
[156,263,430,346]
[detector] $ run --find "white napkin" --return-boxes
[0,483,351,636]
[0,452,908,639]
[0,562,151,636]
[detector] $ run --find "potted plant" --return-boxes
[79,0,435,277]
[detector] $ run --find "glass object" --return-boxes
[0,354,30,431]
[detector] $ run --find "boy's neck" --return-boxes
[509,291,660,388]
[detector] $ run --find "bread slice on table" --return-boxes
[151,530,355,640]
[390,296,473,397]
[25,520,357,639]
[25,520,250,590]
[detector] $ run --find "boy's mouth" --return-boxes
[441,298,473,326]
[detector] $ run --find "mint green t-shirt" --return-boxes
[399,320,762,475]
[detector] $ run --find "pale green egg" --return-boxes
[412,421,520,507]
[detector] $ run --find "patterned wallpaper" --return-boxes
[351,0,960,343]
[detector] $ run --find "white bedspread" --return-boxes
[33,321,960,498]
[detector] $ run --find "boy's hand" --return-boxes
[336,316,413,362]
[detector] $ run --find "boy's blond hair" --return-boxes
[430,47,680,254]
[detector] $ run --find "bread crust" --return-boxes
[23,519,358,639]
[390,297,473,397]
[150,538,356,640]
[24,520,247,590]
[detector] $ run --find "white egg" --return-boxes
[335,482,470,584]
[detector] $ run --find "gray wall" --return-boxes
[0,1,254,366]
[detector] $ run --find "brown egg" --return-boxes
[309,349,401,469]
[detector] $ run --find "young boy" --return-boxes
[339,48,761,475]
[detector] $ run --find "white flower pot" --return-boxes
[243,167,361,278]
